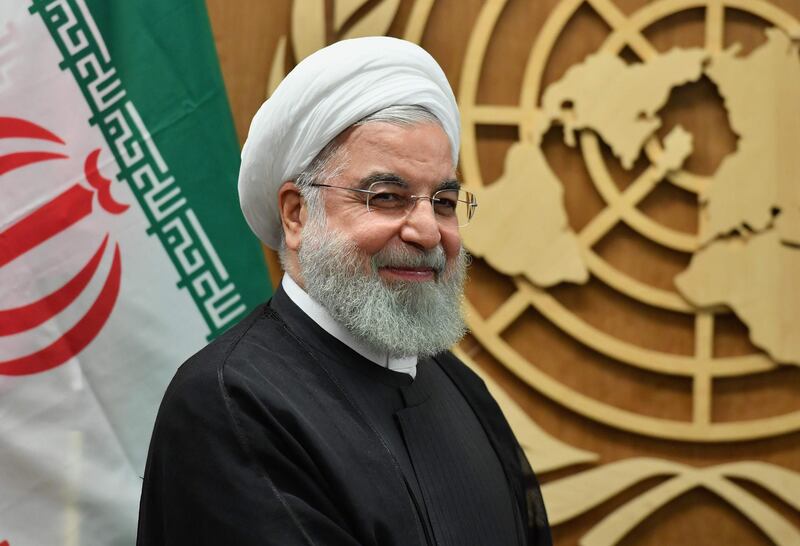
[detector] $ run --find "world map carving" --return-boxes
[466,27,800,366]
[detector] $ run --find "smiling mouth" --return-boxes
[378,266,438,282]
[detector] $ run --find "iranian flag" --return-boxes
[0,1,270,544]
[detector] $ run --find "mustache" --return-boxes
[370,244,448,274]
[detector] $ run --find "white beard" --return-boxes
[297,216,468,358]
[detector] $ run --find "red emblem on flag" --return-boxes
[0,117,128,375]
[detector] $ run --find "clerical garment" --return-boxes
[137,286,551,545]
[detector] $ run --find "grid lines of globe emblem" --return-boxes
[457,0,800,442]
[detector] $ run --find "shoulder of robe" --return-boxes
[156,303,305,415]
[164,303,269,384]
[147,304,269,428]
[157,301,350,426]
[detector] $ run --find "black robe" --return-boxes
[137,286,551,545]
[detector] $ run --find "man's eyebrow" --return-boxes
[437,178,461,191]
[356,172,408,189]
[355,173,461,191]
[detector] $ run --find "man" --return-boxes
[137,37,550,545]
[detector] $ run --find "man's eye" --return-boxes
[432,196,457,214]
[369,191,406,209]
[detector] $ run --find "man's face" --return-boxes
[317,121,462,281]
[296,121,468,358]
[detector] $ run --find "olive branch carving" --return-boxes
[542,458,800,545]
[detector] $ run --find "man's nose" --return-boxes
[399,198,442,249]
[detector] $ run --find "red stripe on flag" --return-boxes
[0,244,122,376]
[0,117,65,143]
[0,184,94,268]
[0,236,109,336]
[0,151,68,176]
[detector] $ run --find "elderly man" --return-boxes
[137,37,550,545]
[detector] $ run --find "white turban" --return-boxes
[238,36,460,249]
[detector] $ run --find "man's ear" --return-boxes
[278,181,305,251]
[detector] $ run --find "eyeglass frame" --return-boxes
[308,180,478,228]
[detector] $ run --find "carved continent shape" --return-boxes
[463,142,587,287]
[676,230,800,365]
[701,29,800,244]
[541,48,708,169]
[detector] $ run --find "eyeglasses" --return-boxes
[309,181,478,227]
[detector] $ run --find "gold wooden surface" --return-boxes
[206,1,800,544]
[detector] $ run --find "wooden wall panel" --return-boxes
[206,1,800,543]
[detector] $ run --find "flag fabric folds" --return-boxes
[0,1,270,544]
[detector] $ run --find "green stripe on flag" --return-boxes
[30,0,271,339]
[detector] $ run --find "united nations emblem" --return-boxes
[461,0,800,441]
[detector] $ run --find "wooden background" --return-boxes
[205,1,800,544]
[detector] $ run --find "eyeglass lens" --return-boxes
[366,182,476,227]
